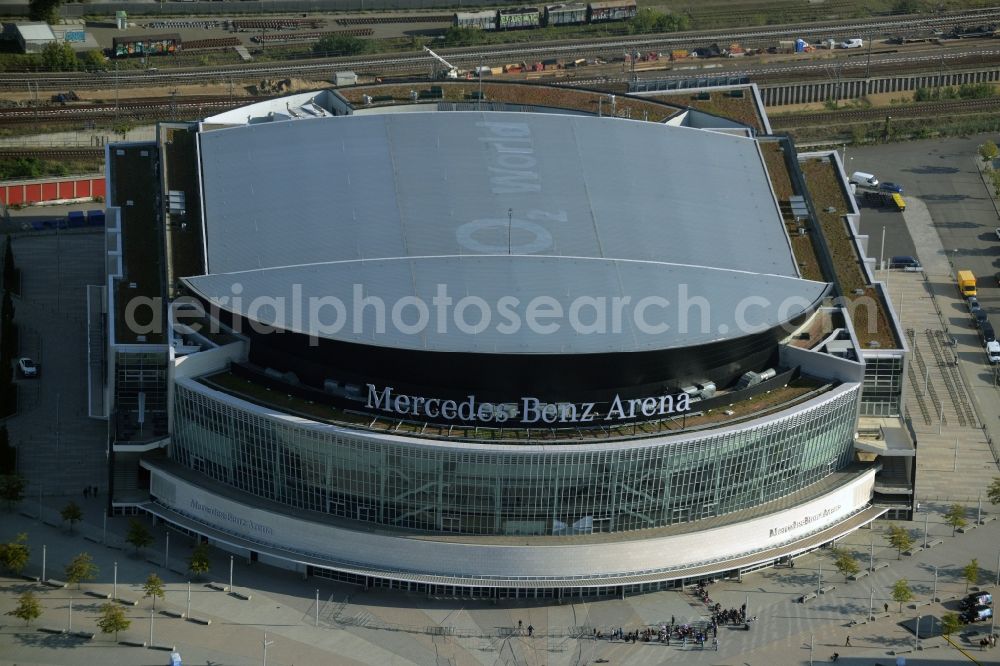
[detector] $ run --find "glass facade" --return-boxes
[859,353,904,417]
[171,381,860,537]
[114,350,169,442]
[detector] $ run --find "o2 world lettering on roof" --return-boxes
[478,121,541,194]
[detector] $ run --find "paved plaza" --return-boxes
[1,138,1000,665]
[0,499,998,665]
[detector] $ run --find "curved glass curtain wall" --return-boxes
[172,382,860,536]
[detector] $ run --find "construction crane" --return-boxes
[423,46,461,79]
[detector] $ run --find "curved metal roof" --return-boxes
[183,255,827,353]
[191,109,823,352]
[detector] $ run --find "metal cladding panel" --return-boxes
[184,255,827,353]
[198,111,794,278]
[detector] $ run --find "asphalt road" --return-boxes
[849,135,1000,312]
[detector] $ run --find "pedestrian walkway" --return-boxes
[2,495,999,665]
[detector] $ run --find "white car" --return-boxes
[841,38,864,49]
[16,357,37,378]
[995,227,1000,241]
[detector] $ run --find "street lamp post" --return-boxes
[187,581,191,618]
[41,545,46,582]
[229,555,234,592]
[262,633,274,666]
[315,589,320,627]
[869,586,874,620]
[113,561,118,601]
[165,532,170,569]
[933,566,938,602]
[923,508,929,549]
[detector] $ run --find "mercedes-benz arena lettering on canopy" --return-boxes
[110,85,885,598]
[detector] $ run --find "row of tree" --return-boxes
[2,528,214,639]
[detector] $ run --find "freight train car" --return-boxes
[112,33,181,58]
[498,7,541,29]
[544,3,588,25]
[453,10,498,30]
[588,0,637,22]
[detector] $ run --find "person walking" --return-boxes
[883,603,888,614]
[845,636,851,647]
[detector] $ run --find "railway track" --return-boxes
[0,95,270,124]
[769,96,1000,127]
[3,6,1000,91]
[0,148,103,160]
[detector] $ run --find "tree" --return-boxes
[111,119,136,141]
[313,34,371,56]
[626,8,689,35]
[941,612,960,637]
[28,0,61,23]
[962,558,979,593]
[850,125,866,146]
[6,590,41,626]
[944,503,967,536]
[988,477,1000,505]
[0,426,15,476]
[79,49,106,72]
[60,501,82,533]
[2,236,17,295]
[892,0,922,13]
[40,42,77,72]
[979,140,999,163]
[441,26,486,47]
[187,542,211,578]
[832,548,861,580]
[125,518,153,554]
[891,578,913,612]
[0,532,30,574]
[143,572,166,610]
[0,474,26,510]
[885,523,914,559]
[96,602,130,641]
[64,552,98,589]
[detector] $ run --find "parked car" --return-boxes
[879,182,904,194]
[841,37,864,48]
[987,340,1000,363]
[995,227,1000,241]
[995,271,1000,286]
[961,592,993,609]
[16,357,37,378]
[981,321,996,343]
[889,255,920,269]
[961,605,993,623]
[968,296,980,313]
[973,309,989,327]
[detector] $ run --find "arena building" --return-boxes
[96,82,909,598]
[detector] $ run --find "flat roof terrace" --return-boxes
[196,369,833,445]
[109,144,166,345]
[337,81,683,122]
[799,157,900,350]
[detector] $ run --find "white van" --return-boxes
[987,340,1000,364]
[850,171,879,187]
[841,38,864,49]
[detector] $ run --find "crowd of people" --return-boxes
[593,618,719,649]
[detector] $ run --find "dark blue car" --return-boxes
[879,182,904,193]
